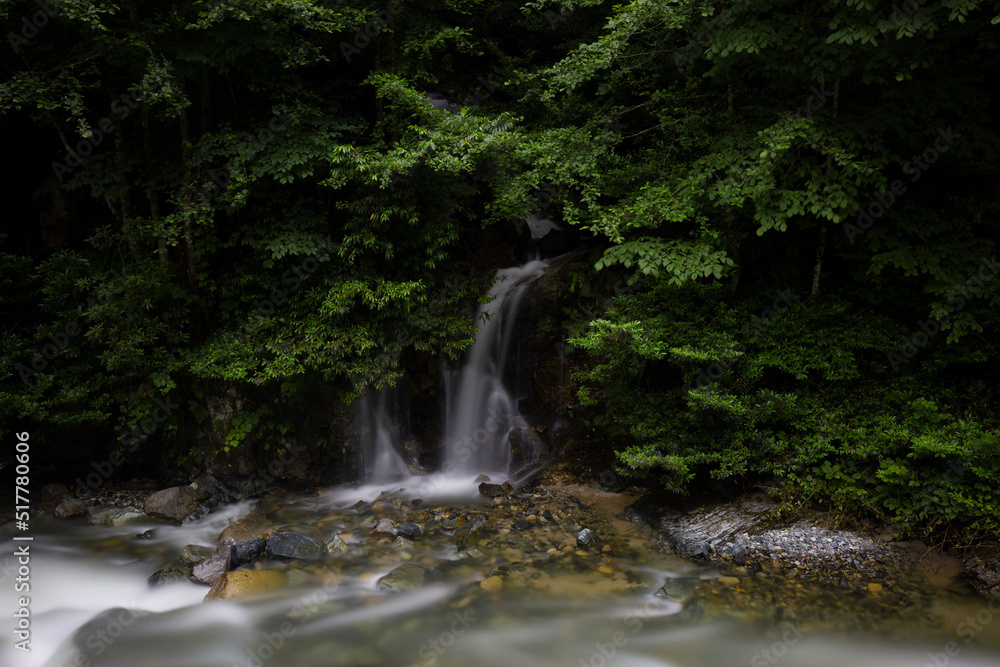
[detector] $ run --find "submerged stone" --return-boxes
[148,564,189,587]
[230,537,268,569]
[205,569,285,601]
[377,563,426,593]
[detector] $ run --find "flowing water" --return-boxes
[4,258,1000,666]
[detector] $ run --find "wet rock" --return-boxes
[502,481,515,495]
[370,518,400,539]
[732,543,748,566]
[218,511,269,544]
[479,483,506,498]
[326,534,350,554]
[42,483,71,503]
[179,544,216,566]
[397,523,422,540]
[481,576,503,592]
[230,538,268,569]
[148,564,189,587]
[717,576,740,586]
[135,529,155,540]
[964,553,1000,597]
[377,563,426,593]
[54,498,87,519]
[205,569,285,601]
[190,538,235,585]
[576,528,599,549]
[514,519,531,531]
[183,506,210,524]
[474,474,492,483]
[145,486,198,522]
[452,518,487,551]
[267,531,326,560]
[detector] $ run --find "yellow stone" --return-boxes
[480,576,503,592]
[717,576,740,586]
[204,569,285,601]
[598,566,614,575]
[868,583,883,594]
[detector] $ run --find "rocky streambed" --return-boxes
[13,477,1000,667]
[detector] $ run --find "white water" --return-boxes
[443,260,549,476]
[355,383,410,484]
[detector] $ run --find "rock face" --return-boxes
[376,563,426,593]
[204,569,285,601]
[145,486,198,522]
[191,538,235,585]
[266,532,326,560]
[54,498,87,519]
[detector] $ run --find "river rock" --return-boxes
[452,517,487,551]
[86,506,145,526]
[377,563,426,593]
[148,564,189,587]
[190,538,235,585]
[576,528,599,549]
[179,544,216,566]
[397,523,422,540]
[71,607,149,653]
[267,531,326,560]
[230,538,268,569]
[479,482,506,498]
[370,518,400,539]
[326,534,350,554]
[145,486,198,522]
[218,511,269,544]
[204,569,285,601]
[54,498,87,519]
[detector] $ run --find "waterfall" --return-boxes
[442,259,551,475]
[355,383,410,484]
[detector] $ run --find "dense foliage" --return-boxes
[1,0,999,542]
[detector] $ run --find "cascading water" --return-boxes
[354,383,410,484]
[442,259,551,476]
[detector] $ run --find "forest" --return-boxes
[2,0,1000,549]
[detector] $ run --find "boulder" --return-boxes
[397,522,422,540]
[478,482,506,498]
[376,563,426,593]
[190,538,234,585]
[54,498,87,519]
[266,532,326,560]
[145,486,198,522]
[204,569,285,602]
[452,517,487,551]
[218,511,269,544]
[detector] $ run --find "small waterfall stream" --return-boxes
[354,384,410,484]
[442,259,550,477]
